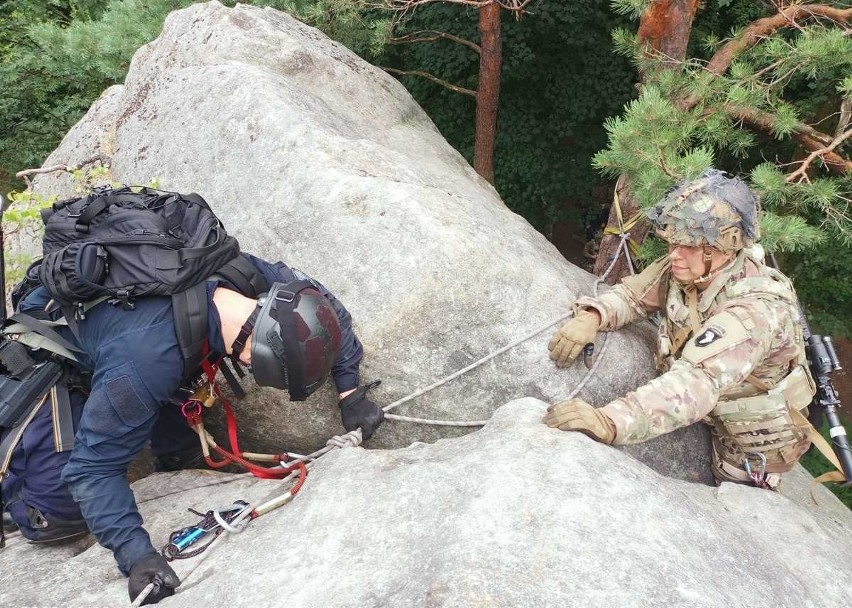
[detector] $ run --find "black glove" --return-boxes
[339,380,384,440]
[128,552,181,605]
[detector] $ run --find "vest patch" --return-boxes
[695,326,725,347]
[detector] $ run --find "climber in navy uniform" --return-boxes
[5,252,383,605]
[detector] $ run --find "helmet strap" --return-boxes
[271,280,315,401]
[694,247,736,288]
[231,303,261,357]
[702,247,713,277]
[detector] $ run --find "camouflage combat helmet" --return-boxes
[647,169,760,253]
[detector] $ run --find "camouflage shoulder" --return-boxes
[680,309,754,367]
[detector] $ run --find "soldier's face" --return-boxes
[667,243,730,284]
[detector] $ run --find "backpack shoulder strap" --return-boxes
[172,256,269,383]
[172,283,209,383]
[213,255,270,298]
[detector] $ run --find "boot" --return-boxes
[22,506,89,544]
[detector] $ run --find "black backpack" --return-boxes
[40,186,240,309]
[36,186,267,380]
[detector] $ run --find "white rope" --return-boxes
[380,230,634,427]
[382,311,572,414]
[384,413,490,426]
[212,503,252,534]
[131,583,155,608]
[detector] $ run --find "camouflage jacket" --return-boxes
[575,249,814,470]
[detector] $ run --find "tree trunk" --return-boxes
[592,176,653,284]
[637,0,700,64]
[474,2,502,183]
[593,0,699,282]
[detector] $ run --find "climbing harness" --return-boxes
[176,347,312,479]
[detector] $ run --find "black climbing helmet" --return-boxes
[233,280,342,401]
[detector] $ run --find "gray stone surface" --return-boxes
[26,1,712,478]
[1,399,849,607]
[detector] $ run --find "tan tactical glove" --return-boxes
[543,398,616,444]
[548,310,600,368]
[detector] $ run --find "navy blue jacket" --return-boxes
[18,254,363,574]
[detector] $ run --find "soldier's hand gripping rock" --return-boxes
[543,398,616,444]
[548,310,601,368]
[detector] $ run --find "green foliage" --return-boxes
[594,2,852,251]
[374,1,637,228]
[758,211,826,253]
[1,189,56,288]
[635,235,666,267]
[0,0,381,193]
[0,0,198,191]
[785,238,852,338]
[595,0,852,333]
[610,0,651,21]
[0,0,638,232]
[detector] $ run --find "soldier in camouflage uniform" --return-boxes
[543,169,815,489]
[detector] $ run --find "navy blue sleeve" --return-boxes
[60,296,183,575]
[242,253,363,393]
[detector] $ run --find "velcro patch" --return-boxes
[694,325,725,347]
[680,310,751,367]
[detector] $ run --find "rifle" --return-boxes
[771,253,852,485]
[802,322,852,485]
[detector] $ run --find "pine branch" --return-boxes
[682,4,852,110]
[786,128,852,183]
[390,30,481,53]
[721,103,851,174]
[380,67,477,97]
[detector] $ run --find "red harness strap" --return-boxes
[179,346,302,480]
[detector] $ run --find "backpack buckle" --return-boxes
[112,289,136,311]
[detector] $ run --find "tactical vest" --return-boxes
[655,250,815,470]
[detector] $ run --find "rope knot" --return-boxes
[326,429,363,449]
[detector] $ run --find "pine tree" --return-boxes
[594,0,851,263]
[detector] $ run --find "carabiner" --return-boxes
[742,452,767,486]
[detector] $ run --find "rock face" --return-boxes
[28,1,709,478]
[2,399,850,608]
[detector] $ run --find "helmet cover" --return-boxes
[647,169,760,253]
